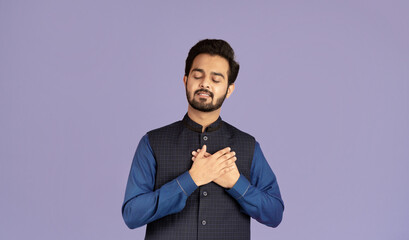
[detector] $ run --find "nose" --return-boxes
[199,76,211,89]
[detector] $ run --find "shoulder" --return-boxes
[222,121,256,142]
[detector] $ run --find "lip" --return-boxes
[195,90,212,98]
[197,93,210,97]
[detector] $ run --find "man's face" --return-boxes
[184,54,234,112]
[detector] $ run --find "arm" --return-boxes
[121,134,197,229]
[226,141,284,227]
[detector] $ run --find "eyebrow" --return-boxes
[191,68,225,80]
[191,68,204,74]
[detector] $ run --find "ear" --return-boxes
[183,75,187,86]
[226,83,235,99]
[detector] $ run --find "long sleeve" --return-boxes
[226,141,284,227]
[121,134,198,229]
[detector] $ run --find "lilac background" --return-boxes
[1,1,408,239]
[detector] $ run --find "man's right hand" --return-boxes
[189,145,237,187]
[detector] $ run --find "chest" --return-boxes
[150,128,253,189]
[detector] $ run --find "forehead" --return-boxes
[191,54,229,74]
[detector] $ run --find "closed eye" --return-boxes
[211,72,225,82]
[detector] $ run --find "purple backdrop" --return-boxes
[1,1,408,239]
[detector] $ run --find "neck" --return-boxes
[187,105,221,132]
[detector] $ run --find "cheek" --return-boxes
[186,82,197,96]
[187,79,197,89]
[215,86,228,96]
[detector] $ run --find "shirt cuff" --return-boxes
[176,171,198,196]
[226,174,251,200]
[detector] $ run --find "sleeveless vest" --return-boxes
[145,115,255,240]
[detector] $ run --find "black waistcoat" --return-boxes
[146,114,255,240]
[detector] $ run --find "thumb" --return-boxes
[198,145,207,157]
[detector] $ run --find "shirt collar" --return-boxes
[182,113,222,133]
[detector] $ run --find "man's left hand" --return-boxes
[192,148,240,189]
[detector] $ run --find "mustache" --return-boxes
[194,89,213,98]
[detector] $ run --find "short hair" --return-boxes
[184,39,240,85]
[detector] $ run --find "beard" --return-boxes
[186,88,228,112]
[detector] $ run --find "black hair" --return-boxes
[185,39,240,85]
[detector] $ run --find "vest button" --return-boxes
[201,220,207,225]
[203,135,208,141]
[202,191,208,197]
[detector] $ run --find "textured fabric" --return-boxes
[146,114,254,240]
[122,114,284,239]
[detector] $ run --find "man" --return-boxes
[122,39,284,240]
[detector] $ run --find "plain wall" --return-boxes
[1,1,408,239]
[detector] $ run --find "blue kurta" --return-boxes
[122,114,284,239]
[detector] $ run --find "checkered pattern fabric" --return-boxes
[145,115,255,240]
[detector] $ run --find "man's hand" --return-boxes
[192,147,240,189]
[189,145,237,187]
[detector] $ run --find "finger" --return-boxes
[220,164,236,174]
[212,147,231,159]
[218,157,237,168]
[197,145,207,158]
[192,156,196,161]
[194,151,210,158]
[198,148,211,158]
[216,151,236,163]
